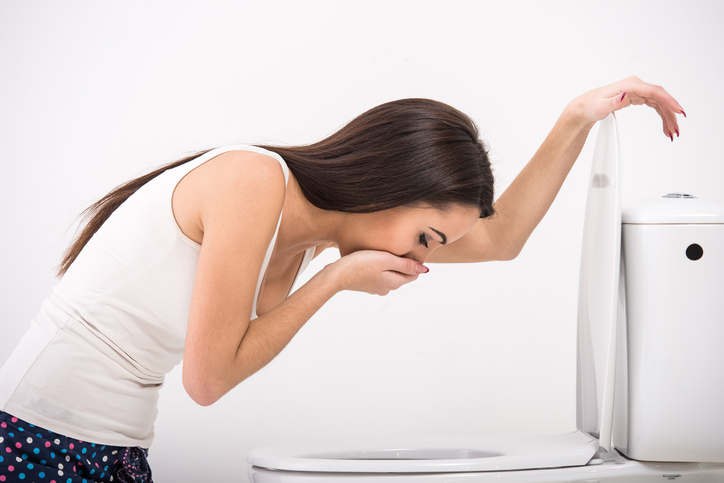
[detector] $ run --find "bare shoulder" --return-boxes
[173,149,287,245]
[197,150,286,213]
[204,149,286,180]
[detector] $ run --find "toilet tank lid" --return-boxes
[623,195,724,224]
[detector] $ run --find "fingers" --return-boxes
[387,255,429,275]
[367,266,418,296]
[651,103,679,141]
[384,270,419,289]
[604,90,630,114]
[624,77,685,141]
[378,254,428,294]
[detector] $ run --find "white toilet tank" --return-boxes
[614,193,724,462]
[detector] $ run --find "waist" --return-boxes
[47,293,166,383]
[0,300,164,446]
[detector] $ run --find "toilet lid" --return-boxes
[247,431,599,473]
[575,113,621,452]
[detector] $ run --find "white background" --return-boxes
[1,1,722,481]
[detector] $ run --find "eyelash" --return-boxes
[418,233,429,248]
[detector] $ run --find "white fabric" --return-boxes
[0,145,314,448]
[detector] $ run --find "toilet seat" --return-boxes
[248,430,599,473]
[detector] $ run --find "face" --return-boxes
[336,203,480,263]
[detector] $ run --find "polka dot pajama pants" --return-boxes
[0,412,152,483]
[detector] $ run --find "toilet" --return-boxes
[247,114,724,482]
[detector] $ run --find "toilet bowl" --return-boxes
[247,114,724,482]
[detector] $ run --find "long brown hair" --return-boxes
[58,98,494,276]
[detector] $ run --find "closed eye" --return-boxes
[418,233,429,248]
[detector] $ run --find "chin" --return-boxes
[335,245,353,257]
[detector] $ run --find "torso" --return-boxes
[254,250,305,315]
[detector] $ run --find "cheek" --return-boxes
[340,234,410,258]
[383,242,417,258]
[372,231,412,256]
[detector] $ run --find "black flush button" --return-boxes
[686,243,703,261]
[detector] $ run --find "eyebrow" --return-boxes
[429,227,447,245]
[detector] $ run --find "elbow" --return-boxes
[492,235,529,261]
[495,245,522,262]
[183,374,219,407]
[182,366,233,407]
[184,390,218,408]
[483,240,522,262]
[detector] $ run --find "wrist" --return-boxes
[559,96,597,137]
[317,260,348,294]
[563,95,592,126]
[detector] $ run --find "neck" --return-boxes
[274,173,342,261]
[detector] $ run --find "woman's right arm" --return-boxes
[181,152,423,406]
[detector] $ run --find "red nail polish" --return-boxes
[675,128,680,138]
[679,106,687,118]
[670,133,674,142]
[620,92,627,102]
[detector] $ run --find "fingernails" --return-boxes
[675,128,680,138]
[679,106,687,118]
[670,132,674,142]
[620,92,627,102]
[416,264,429,274]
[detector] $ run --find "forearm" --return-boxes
[483,101,595,259]
[232,268,339,383]
[185,265,340,406]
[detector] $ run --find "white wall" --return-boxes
[1,1,722,481]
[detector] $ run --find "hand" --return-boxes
[328,250,429,296]
[570,75,685,141]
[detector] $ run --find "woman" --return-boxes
[0,76,683,483]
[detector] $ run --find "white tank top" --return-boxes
[0,145,314,448]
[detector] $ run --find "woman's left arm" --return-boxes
[428,76,685,264]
